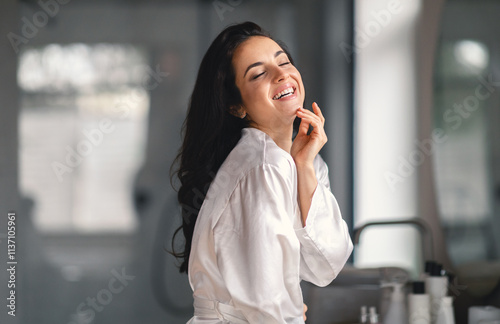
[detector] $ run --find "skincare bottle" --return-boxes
[435,296,455,324]
[360,305,368,324]
[469,305,500,324]
[425,263,448,324]
[382,282,408,324]
[369,306,380,324]
[408,281,431,324]
[421,261,437,280]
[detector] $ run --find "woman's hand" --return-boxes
[303,303,308,321]
[290,102,327,167]
[291,102,327,225]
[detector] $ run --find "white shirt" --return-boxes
[187,127,353,323]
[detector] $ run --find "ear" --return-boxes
[229,106,247,119]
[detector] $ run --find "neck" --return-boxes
[251,122,294,153]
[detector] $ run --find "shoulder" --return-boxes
[205,128,295,208]
[206,129,297,229]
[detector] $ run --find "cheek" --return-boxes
[293,75,305,97]
[235,82,252,105]
[295,74,305,99]
[244,84,269,103]
[290,69,304,88]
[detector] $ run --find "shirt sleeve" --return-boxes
[213,164,305,324]
[294,155,354,287]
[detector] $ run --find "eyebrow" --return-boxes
[243,50,286,78]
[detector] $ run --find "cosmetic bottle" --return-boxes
[369,306,380,324]
[435,296,455,324]
[408,281,430,324]
[420,261,437,281]
[469,305,500,324]
[425,263,448,324]
[382,281,408,324]
[360,305,368,324]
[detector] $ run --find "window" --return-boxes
[19,43,150,234]
[433,33,500,265]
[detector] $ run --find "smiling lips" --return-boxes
[272,86,296,100]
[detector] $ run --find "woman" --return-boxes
[172,22,353,323]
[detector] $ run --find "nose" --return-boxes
[273,66,289,83]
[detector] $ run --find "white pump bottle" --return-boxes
[381,282,409,324]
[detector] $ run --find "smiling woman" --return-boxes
[170,21,353,323]
[231,36,304,153]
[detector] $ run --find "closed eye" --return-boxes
[252,72,265,80]
[252,62,290,80]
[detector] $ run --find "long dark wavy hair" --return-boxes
[170,22,296,273]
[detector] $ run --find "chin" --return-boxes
[279,101,302,114]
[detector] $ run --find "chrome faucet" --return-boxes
[353,218,434,262]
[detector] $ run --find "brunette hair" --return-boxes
[170,21,295,273]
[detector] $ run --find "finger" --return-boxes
[297,117,327,145]
[296,110,312,134]
[297,107,323,125]
[312,102,323,118]
[296,108,320,124]
[312,102,325,122]
[297,113,324,134]
[297,115,310,135]
[296,115,314,137]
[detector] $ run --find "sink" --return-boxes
[301,265,410,324]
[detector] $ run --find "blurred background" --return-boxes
[0,0,499,323]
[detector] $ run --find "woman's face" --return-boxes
[232,36,305,131]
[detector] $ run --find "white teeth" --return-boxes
[273,87,295,100]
